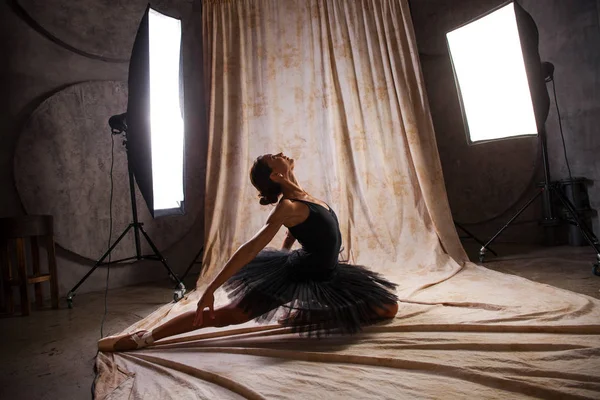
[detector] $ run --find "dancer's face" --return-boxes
[264,152,294,175]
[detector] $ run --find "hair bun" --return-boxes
[259,193,279,205]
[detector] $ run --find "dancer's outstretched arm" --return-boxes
[193,200,298,326]
[204,200,295,292]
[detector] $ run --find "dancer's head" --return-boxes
[250,152,295,205]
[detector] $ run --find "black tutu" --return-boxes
[224,248,399,336]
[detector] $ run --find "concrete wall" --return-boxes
[410,0,600,244]
[0,0,206,302]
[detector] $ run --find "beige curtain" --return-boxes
[197,0,467,297]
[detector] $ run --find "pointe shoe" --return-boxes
[98,330,155,352]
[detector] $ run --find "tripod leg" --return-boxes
[455,222,497,256]
[137,226,186,300]
[553,188,599,246]
[66,224,135,308]
[181,246,204,281]
[552,187,599,243]
[552,187,600,275]
[479,190,543,263]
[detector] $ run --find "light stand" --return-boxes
[455,221,497,257]
[478,65,600,276]
[65,114,186,308]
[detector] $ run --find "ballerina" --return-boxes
[99,152,398,351]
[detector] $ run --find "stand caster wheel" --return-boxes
[66,292,75,309]
[173,283,186,302]
[593,263,600,277]
[173,290,185,302]
[478,247,486,264]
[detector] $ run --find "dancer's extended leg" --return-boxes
[153,302,251,340]
[98,301,254,352]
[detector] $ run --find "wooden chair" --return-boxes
[0,215,58,316]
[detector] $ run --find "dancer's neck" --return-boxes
[280,173,308,200]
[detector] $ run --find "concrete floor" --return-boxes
[0,244,599,400]
[463,242,600,299]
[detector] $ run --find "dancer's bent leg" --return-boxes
[374,302,399,319]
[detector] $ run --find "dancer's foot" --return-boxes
[98,330,155,352]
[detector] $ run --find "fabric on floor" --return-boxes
[94,257,600,399]
[94,0,600,398]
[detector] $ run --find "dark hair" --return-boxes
[250,156,282,205]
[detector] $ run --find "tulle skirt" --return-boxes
[224,248,398,336]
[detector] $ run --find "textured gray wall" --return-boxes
[0,0,207,300]
[411,0,600,244]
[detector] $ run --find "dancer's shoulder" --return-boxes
[267,198,305,222]
[275,198,298,215]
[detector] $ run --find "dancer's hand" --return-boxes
[194,291,215,327]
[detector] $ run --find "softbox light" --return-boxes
[446,1,549,145]
[127,5,185,217]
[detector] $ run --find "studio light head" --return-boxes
[542,62,555,83]
[446,1,549,144]
[108,113,128,135]
[125,5,186,218]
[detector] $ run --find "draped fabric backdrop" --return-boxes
[197,0,466,300]
[95,1,600,398]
